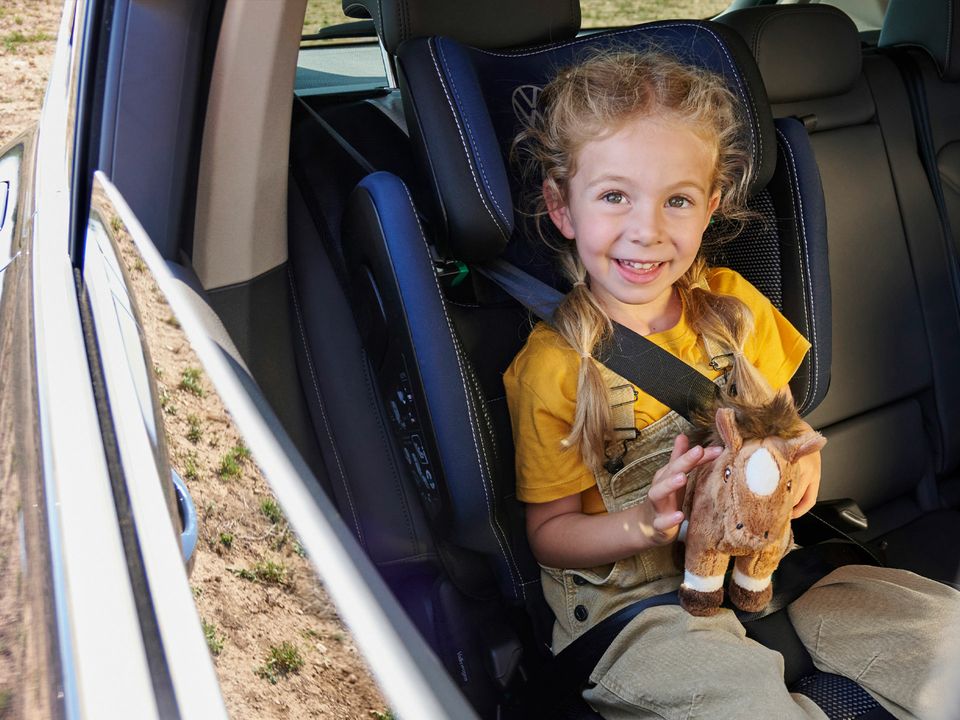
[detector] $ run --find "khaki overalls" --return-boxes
[537,368,960,720]
[539,367,692,655]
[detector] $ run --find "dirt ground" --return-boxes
[1,2,389,718]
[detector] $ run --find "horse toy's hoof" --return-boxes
[728,580,773,613]
[678,586,724,616]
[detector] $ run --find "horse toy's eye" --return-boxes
[723,467,731,481]
[787,480,792,491]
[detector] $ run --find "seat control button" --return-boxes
[572,575,587,586]
[574,605,588,622]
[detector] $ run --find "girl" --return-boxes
[504,49,958,720]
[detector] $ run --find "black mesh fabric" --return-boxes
[703,188,783,310]
[791,672,889,720]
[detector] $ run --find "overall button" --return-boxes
[574,605,589,622]
[573,575,588,586]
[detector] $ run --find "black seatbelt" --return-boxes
[477,259,718,422]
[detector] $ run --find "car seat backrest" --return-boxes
[879,0,960,254]
[395,23,778,265]
[718,5,960,530]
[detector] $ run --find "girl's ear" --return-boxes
[703,190,722,232]
[544,180,576,240]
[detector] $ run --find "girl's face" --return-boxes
[547,115,721,335]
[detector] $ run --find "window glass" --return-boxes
[808,0,888,32]
[298,0,386,96]
[580,0,730,27]
[295,0,737,95]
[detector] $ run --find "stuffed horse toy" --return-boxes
[677,391,826,616]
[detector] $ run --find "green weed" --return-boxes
[202,618,224,656]
[218,444,250,479]
[182,451,199,481]
[219,532,234,549]
[260,498,282,524]
[179,367,205,397]
[186,414,202,444]
[229,560,288,587]
[256,642,303,684]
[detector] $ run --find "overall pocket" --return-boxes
[608,449,672,508]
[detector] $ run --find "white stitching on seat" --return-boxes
[397,181,525,599]
[436,40,512,230]
[288,270,365,543]
[775,127,818,414]
[427,40,511,243]
[472,23,760,172]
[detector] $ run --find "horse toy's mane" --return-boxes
[688,387,809,447]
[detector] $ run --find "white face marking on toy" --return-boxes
[745,447,779,496]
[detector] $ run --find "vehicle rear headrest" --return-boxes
[879,0,960,81]
[396,21,776,264]
[716,5,861,104]
[341,0,581,54]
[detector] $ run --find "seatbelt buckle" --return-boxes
[434,259,469,286]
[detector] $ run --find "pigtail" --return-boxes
[679,258,772,408]
[551,255,613,473]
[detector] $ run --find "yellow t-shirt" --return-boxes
[503,267,811,514]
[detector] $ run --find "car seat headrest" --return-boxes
[341,0,581,55]
[397,21,776,265]
[716,5,862,104]
[879,0,960,82]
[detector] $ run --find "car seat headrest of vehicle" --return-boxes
[396,21,776,264]
[341,0,581,54]
[716,5,862,104]
[879,0,960,82]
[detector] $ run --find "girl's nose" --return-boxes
[626,204,663,244]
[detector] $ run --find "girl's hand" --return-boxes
[790,449,822,518]
[636,434,722,545]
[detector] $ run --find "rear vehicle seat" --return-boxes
[717,4,960,583]
[286,2,956,716]
[878,0,960,256]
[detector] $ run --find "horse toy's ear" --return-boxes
[786,431,827,462]
[715,407,742,453]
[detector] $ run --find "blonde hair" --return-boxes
[513,48,763,472]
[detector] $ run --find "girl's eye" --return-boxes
[667,196,690,209]
[601,191,625,204]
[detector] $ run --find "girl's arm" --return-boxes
[526,437,721,568]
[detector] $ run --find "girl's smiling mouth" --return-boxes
[615,258,666,283]
[617,259,663,272]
